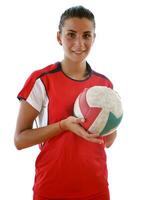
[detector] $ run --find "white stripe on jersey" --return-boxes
[27,78,49,127]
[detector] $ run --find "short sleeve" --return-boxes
[17,77,46,112]
[27,78,46,112]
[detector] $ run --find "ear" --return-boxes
[92,33,96,44]
[57,31,62,45]
[94,33,96,39]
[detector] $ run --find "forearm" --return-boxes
[14,121,63,150]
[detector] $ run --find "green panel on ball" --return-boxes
[100,112,123,136]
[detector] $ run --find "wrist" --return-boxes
[58,120,66,131]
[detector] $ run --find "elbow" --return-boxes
[104,139,115,148]
[104,131,117,148]
[14,135,24,150]
[105,143,112,148]
[14,141,23,150]
[15,145,23,150]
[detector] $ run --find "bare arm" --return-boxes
[14,100,104,150]
[14,100,64,150]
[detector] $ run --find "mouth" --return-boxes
[72,50,86,55]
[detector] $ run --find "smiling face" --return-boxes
[57,17,96,64]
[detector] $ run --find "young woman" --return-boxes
[14,5,117,200]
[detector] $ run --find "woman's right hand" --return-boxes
[61,116,104,144]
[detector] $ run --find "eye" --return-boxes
[67,32,76,39]
[83,33,92,40]
[83,33,92,39]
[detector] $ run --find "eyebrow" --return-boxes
[67,30,92,34]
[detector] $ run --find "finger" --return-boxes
[87,132,100,138]
[75,128,104,144]
[87,137,104,144]
[75,118,85,124]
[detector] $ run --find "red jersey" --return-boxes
[18,62,113,199]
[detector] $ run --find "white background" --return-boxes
[0,0,141,199]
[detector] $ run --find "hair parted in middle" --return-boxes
[58,5,96,32]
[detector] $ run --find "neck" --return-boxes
[61,60,89,80]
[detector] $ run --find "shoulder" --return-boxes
[29,62,60,80]
[23,62,61,86]
[87,62,113,88]
[17,62,60,100]
[91,69,113,89]
[92,70,111,81]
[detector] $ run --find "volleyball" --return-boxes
[73,86,123,136]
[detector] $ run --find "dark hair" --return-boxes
[58,5,96,32]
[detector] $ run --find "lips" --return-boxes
[72,50,86,54]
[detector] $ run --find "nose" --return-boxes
[74,36,85,49]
